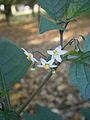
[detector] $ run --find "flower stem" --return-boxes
[17,70,52,114]
[59,30,64,48]
[59,21,69,48]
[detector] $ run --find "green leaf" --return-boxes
[39,16,64,34]
[68,0,90,19]
[38,0,70,20]
[0,110,21,120]
[0,39,31,90]
[70,61,90,99]
[81,108,90,120]
[0,111,4,120]
[24,105,63,120]
[76,51,90,65]
[70,33,90,99]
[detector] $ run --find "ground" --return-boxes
[0,15,90,120]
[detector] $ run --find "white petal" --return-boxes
[21,48,26,52]
[21,48,28,56]
[54,55,62,63]
[30,53,33,57]
[31,57,35,62]
[48,57,55,65]
[37,65,45,68]
[30,54,38,62]
[55,45,62,51]
[50,65,57,68]
[59,50,68,55]
[33,57,38,62]
[40,58,46,65]
[31,55,35,62]
[47,50,53,55]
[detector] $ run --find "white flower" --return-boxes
[47,45,68,63]
[38,58,57,70]
[21,48,38,62]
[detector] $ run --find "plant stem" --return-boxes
[59,21,69,48]
[59,30,64,48]
[62,39,73,50]
[18,70,52,114]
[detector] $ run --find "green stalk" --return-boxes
[59,21,69,48]
[17,70,52,114]
[59,30,64,48]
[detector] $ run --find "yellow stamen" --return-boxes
[54,50,58,55]
[45,64,49,70]
[27,55,31,60]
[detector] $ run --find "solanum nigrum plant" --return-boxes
[0,0,90,120]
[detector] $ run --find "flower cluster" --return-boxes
[37,57,56,70]
[21,45,68,70]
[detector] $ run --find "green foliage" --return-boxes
[69,50,83,56]
[0,110,21,120]
[76,51,90,65]
[38,0,70,20]
[24,105,63,120]
[81,108,90,120]
[39,16,64,34]
[0,39,31,90]
[38,0,90,33]
[67,0,90,19]
[70,61,90,99]
[70,33,90,99]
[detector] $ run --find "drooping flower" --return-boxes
[21,48,38,62]
[47,45,68,63]
[37,58,57,70]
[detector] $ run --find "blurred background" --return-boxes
[0,0,90,120]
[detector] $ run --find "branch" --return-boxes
[59,30,64,48]
[17,70,52,114]
[59,21,69,48]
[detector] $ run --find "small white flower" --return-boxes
[38,58,57,70]
[21,48,38,63]
[47,45,68,63]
